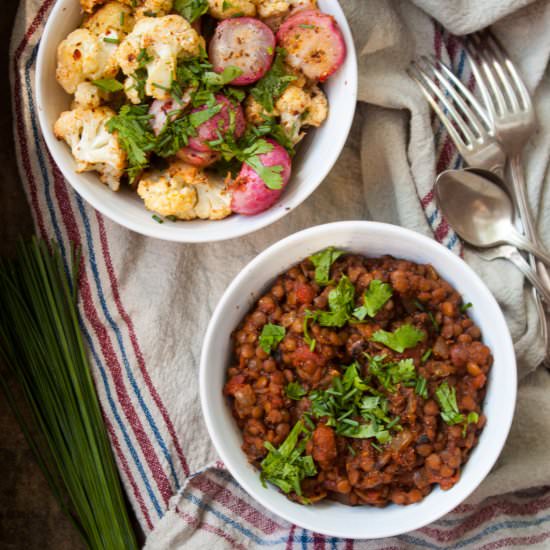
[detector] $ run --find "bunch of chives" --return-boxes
[0,238,138,550]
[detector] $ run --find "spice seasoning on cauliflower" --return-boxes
[116,15,201,101]
[56,0,345,221]
[137,161,231,219]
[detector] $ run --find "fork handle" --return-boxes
[503,247,550,306]
[508,233,550,267]
[509,155,550,287]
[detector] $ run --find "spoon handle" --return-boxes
[504,247,550,305]
[508,233,550,268]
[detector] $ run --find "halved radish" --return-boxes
[188,94,245,152]
[175,147,221,167]
[148,98,183,136]
[230,138,292,215]
[209,18,276,86]
[276,10,346,82]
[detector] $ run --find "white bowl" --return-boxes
[200,221,517,539]
[36,1,357,243]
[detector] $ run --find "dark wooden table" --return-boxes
[0,1,85,547]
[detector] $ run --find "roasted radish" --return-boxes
[231,138,292,215]
[209,18,276,86]
[188,94,246,152]
[276,10,346,82]
[175,147,221,167]
[148,98,183,136]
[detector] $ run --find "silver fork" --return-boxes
[408,56,549,357]
[465,31,550,290]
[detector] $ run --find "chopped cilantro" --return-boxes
[460,302,473,313]
[152,215,164,224]
[260,420,317,497]
[421,349,432,363]
[106,104,156,179]
[202,66,243,88]
[285,382,307,400]
[174,0,209,22]
[310,275,355,328]
[370,324,425,353]
[353,280,393,320]
[299,24,315,29]
[222,0,233,10]
[92,78,124,92]
[463,411,480,436]
[103,36,120,44]
[309,247,345,286]
[435,382,464,425]
[250,48,296,112]
[189,103,223,128]
[302,311,317,351]
[258,324,286,354]
[367,356,417,392]
[308,363,399,443]
[415,376,428,399]
[241,140,285,190]
[120,11,125,26]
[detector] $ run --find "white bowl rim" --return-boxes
[200,221,517,539]
[35,0,358,243]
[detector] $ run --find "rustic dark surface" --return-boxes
[0,2,85,548]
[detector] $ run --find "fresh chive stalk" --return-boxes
[0,238,138,550]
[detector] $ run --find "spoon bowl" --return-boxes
[435,169,550,266]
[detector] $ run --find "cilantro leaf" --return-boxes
[353,280,393,320]
[106,104,156,179]
[173,0,209,22]
[259,324,285,354]
[314,275,355,328]
[91,78,124,92]
[241,140,284,190]
[435,382,464,425]
[189,103,223,128]
[202,66,243,88]
[370,324,425,353]
[309,247,345,286]
[302,311,317,351]
[260,420,316,496]
[285,382,307,400]
[368,356,417,392]
[250,48,296,112]
[460,302,473,313]
[154,116,194,157]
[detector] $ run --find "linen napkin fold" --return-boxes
[10,0,550,548]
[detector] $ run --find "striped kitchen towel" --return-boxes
[10,0,550,548]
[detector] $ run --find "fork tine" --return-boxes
[409,61,476,149]
[467,33,508,118]
[477,32,521,113]
[407,63,469,153]
[483,31,532,112]
[424,55,492,134]
[464,42,496,122]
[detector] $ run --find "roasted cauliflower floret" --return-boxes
[54,107,126,191]
[255,0,288,19]
[137,161,232,220]
[116,15,201,100]
[81,0,106,13]
[72,82,105,109]
[56,28,119,94]
[83,1,135,35]
[134,0,173,18]
[208,0,256,19]
[244,94,271,125]
[275,85,328,143]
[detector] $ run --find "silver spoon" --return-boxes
[435,169,550,266]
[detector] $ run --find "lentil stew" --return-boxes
[224,249,492,506]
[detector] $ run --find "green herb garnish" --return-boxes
[106,104,156,179]
[250,48,296,112]
[260,420,317,497]
[368,356,417,392]
[152,215,164,224]
[421,349,432,363]
[241,140,284,190]
[103,36,120,44]
[353,279,393,320]
[92,78,124,92]
[435,382,464,425]
[310,275,355,328]
[460,302,473,313]
[285,382,307,400]
[174,0,209,22]
[415,376,428,399]
[309,247,345,286]
[259,323,286,354]
[370,324,425,353]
